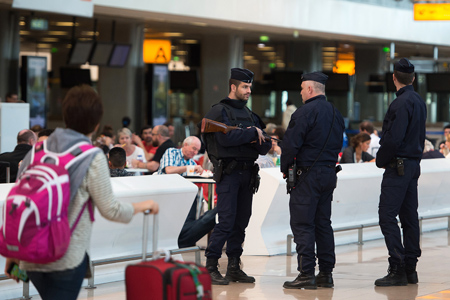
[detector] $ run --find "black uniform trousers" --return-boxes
[289,165,337,274]
[379,159,421,267]
[205,168,253,259]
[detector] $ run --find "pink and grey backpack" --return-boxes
[0,140,99,264]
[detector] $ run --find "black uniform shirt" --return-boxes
[280,95,345,174]
[376,85,427,168]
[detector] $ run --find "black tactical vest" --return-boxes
[205,103,260,162]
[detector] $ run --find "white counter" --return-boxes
[244,159,450,256]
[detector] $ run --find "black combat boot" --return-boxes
[405,264,418,284]
[225,257,255,283]
[206,258,229,285]
[283,272,317,289]
[374,264,408,286]
[316,271,334,288]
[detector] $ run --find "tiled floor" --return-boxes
[29,229,450,300]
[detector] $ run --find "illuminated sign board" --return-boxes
[29,17,48,30]
[143,40,171,64]
[414,3,450,21]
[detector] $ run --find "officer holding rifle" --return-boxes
[201,68,271,285]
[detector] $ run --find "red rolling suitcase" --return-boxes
[125,212,212,300]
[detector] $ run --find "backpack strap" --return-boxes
[71,198,95,234]
[65,144,100,170]
[33,140,100,169]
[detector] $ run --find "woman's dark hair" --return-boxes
[62,85,103,135]
[350,132,371,148]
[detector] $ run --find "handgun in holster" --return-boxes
[213,160,223,183]
[389,158,405,176]
[396,159,405,176]
[250,164,260,194]
[286,164,298,194]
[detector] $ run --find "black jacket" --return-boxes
[0,144,32,183]
[376,85,427,168]
[280,95,345,174]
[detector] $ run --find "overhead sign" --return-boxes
[143,40,172,64]
[13,0,93,18]
[414,3,450,21]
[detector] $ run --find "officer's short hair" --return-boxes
[311,81,326,94]
[443,124,450,131]
[394,70,414,86]
[109,147,126,168]
[229,79,243,92]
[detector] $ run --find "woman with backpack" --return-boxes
[3,85,159,300]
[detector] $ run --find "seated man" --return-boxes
[109,147,134,177]
[0,129,37,183]
[132,125,175,173]
[157,136,204,175]
[132,125,158,161]
[154,135,216,248]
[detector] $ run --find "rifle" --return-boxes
[201,118,281,142]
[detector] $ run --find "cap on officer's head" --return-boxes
[394,58,414,73]
[230,68,254,83]
[301,72,328,85]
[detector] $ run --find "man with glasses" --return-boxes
[132,125,175,173]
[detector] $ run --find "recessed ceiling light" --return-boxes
[189,22,208,27]
[48,31,68,36]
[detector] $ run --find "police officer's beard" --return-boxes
[235,91,249,102]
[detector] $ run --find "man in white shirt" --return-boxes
[360,121,380,157]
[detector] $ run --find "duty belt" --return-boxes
[233,162,254,170]
[298,165,335,173]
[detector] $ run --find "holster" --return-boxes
[389,158,405,176]
[250,164,260,194]
[286,164,298,194]
[213,160,223,183]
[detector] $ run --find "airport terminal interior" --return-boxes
[1,0,450,299]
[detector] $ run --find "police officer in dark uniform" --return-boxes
[202,68,271,285]
[280,72,345,289]
[375,58,427,286]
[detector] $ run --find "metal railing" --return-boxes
[287,214,450,256]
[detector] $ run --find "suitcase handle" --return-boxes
[142,210,158,261]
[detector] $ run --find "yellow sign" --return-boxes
[414,3,450,21]
[143,39,171,64]
[333,60,355,76]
